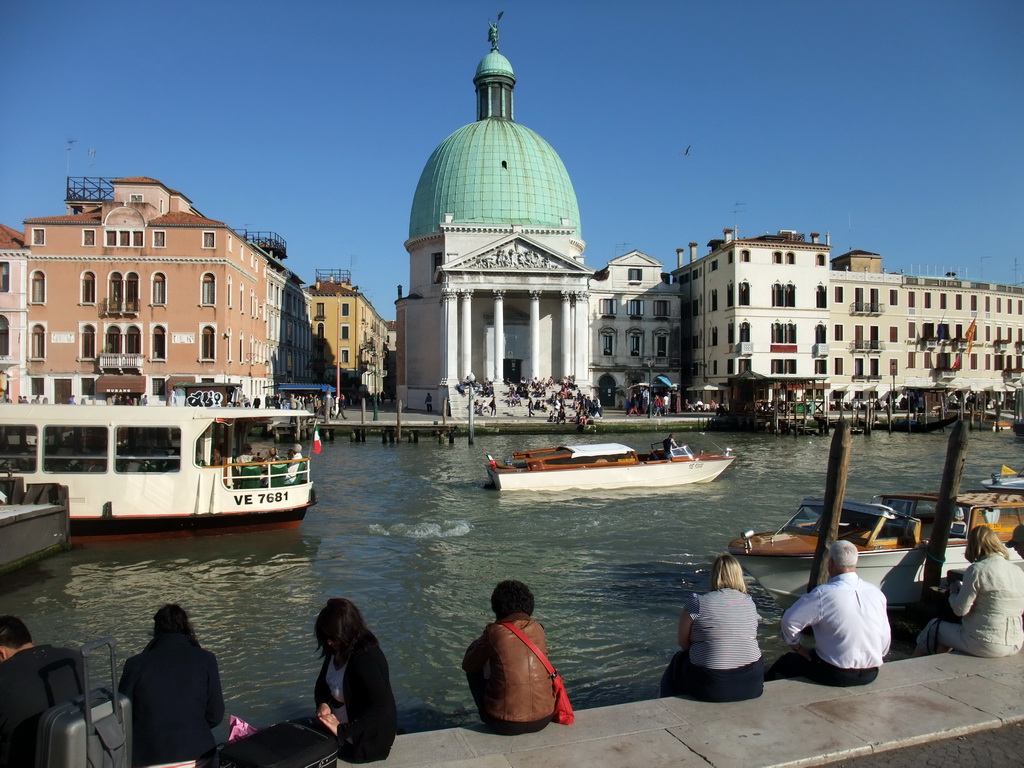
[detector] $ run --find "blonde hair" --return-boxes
[966,525,1008,563]
[709,553,747,593]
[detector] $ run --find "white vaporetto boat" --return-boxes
[728,492,1024,607]
[485,442,736,492]
[0,404,317,538]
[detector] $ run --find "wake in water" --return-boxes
[368,520,472,538]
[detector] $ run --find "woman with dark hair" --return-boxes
[314,598,397,763]
[660,554,763,702]
[462,580,556,735]
[118,604,224,768]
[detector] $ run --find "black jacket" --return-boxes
[314,643,397,763]
[118,633,224,767]
[0,645,83,768]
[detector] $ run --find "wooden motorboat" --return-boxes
[0,404,317,539]
[485,441,735,491]
[728,490,1024,607]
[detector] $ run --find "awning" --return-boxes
[96,375,147,394]
[166,376,196,390]
[277,383,336,393]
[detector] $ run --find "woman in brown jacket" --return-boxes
[462,580,555,735]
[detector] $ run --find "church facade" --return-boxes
[397,30,592,413]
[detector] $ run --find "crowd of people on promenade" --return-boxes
[3,528,1022,768]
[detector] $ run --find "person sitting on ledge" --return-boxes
[765,540,890,687]
[462,580,555,735]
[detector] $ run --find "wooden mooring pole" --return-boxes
[808,418,852,592]
[921,420,968,591]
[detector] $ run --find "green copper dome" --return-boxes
[408,47,581,240]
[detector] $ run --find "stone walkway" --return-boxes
[372,652,1024,768]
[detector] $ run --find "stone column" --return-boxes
[560,291,572,378]
[529,291,541,380]
[493,290,505,383]
[441,289,458,384]
[574,291,590,388]
[460,290,473,379]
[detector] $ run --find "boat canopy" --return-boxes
[562,443,635,458]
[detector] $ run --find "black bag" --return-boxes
[36,637,132,768]
[219,720,338,768]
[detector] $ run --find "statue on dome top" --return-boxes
[488,11,503,51]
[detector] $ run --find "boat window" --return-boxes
[42,426,108,473]
[0,425,38,471]
[781,504,822,534]
[881,497,916,517]
[195,422,230,466]
[837,510,882,539]
[979,507,1000,525]
[115,427,181,473]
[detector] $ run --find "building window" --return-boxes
[316,323,325,339]
[833,357,843,375]
[739,322,750,342]
[81,325,96,359]
[151,378,166,397]
[653,300,670,318]
[0,316,8,357]
[741,250,750,262]
[152,273,166,305]
[105,327,122,354]
[816,254,826,266]
[627,299,645,316]
[0,263,8,293]
[341,303,350,317]
[773,252,783,264]
[105,229,144,247]
[32,228,45,246]
[710,260,718,272]
[341,349,350,364]
[30,325,45,359]
[152,326,166,360]
[815,359,827,374]
[816,285,827,308]
[726,283,734,307]
[201,274,216,305]
[30,271,45,303]
[835,286,844,303]
[601,330,615,356]
[771,359,797,374]
[786,252,795,265]
[202,231,216,249]
[340,324,350,341]
[201,326,216,360]
[109,272,125,310]
[80,272,95,304]
[628,330,643,356]
[125,326,141,355]
[627,268,642,281]
[153,231,166,248]
[655,334,669,357]
[83,229,96,247]
[710,290,718,312]
[816,324,827,344]
[599,298,617,315]
[738,282,750,306]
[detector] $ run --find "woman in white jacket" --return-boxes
[915,525,1024,657]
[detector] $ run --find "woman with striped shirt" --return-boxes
[659,554,764,702]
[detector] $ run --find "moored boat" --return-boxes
[982,465,1024,490]
[728,490,1024,607]
[0,404,317,539]
[882,414,960,433]
[486,441,736,491]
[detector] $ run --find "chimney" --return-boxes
[723,228,734,243]
[676,248,685,269]
[825,232,831,246]
[689,242,698,263]
[810,232,819,244]
[397,285,403,299]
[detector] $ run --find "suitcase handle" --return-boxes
[79,636,127,731]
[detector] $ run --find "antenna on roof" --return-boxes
[65,139,77,176]
[731,202,745,238]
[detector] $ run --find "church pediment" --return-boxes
[443,237,592,276]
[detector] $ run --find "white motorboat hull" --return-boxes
[488,455,735,491]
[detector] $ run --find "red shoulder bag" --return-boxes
[500,622,575,725]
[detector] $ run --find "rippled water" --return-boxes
[3,425,1019,734]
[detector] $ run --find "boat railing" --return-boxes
[203,458,310,489]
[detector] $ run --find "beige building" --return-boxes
[21,176,280,403]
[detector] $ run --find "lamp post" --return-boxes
[465,371,476,444]
[645,357,654,419]
[371,350,380,421]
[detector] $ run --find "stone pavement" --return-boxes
[373,651,1024,768]
[821,721,1024,767]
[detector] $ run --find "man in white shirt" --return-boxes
[765,539,890,686]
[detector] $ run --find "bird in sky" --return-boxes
[684,145,691,156]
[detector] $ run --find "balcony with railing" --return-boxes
[994,340,1010,354]
[99,298,140,317]
[735,341,753,356]
[237,230,288,260]
[850,340,884,353]
[99,353,144,372]
[849,301,885,316]
[0,353,21,371]
[812,343,829,357]
[851,373,882,381]
[919,336,938,349]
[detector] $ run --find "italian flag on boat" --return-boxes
[313,426,323,455]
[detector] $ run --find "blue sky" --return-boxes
[2,1,1022,320]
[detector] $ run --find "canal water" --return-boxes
[2,426,1019,735]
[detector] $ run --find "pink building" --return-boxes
[0,223,29,401]
[21,177,275,403]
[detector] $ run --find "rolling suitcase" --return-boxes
[219,720,338,768]
[35,636,131,768]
